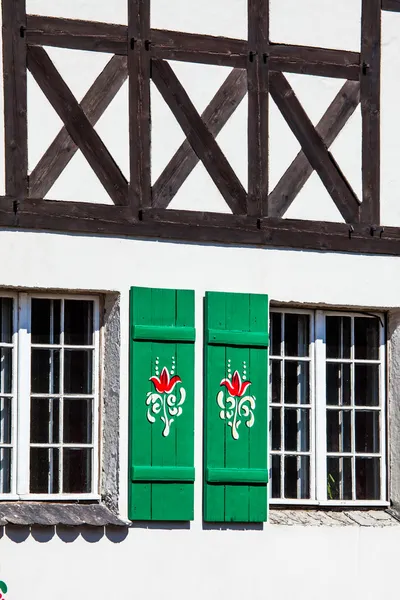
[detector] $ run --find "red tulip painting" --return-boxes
[146,357,186,437]
[217,361,256,440]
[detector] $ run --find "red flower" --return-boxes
[150,367,181,394]
[220,370,251,397]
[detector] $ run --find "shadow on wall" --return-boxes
[0,525,129,544]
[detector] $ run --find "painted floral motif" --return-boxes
[217,361,256,440]
[146,357,186,437]
[0,581,8,598]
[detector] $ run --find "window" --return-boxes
[0,293,100,500]
[269,309,386,506]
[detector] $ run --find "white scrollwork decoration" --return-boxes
[146,361,186,437]
[217,365,256,440]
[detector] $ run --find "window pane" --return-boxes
[327,457,352,500]
[64,350,93,394]
[284,314,309,357]
[30,398,59,444]
[30,447,60,493]
[284,361,309,405]
[284,455,298,498]
[0,298,13,343]
[355,411,380,453]
[0,398,12,444]
[327,410,351,453]
[354,317,379,360]
[271,313,282,356]
[270,360,281,404]
[31,349,60,394]
[355,364,379,406]
[326,316,351,359]
[299,456,310,499]
[0,348,12,394]
[0,448,11,493]
[63,448,92,493]
[271,454,281,498]
[64,300,93,346]
[356,457,380,500]
[63,399,92,444]
[31,299,61,345]
[284,408,310,452]
[271,407,281,450]
[326,363,351,406]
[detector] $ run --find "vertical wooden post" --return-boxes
[360,0,381,224]
[128,0,151,215]
[247,0,269,218]
[2,0,28,202]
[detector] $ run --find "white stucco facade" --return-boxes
[0,0,400,598]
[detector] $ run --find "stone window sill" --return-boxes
[0,502,127,527]
[269,508,400,527]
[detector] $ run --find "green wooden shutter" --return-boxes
[204,292,269,522]
[129,287,195,521]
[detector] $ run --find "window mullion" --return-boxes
[315,310,327,503]
[16,293,31,496]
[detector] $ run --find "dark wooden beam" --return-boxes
[269,45,360,80]
[247,0,269,217]
[269,81,361,218]
[360,0,381,224]
[2,0,28,200]
[29,55,128,199]
[152,69,247,209]
[269,71,360,223]
[382,0,400,10]
[129,0,151,213]
[27,46,128,206]
[4,196,400,255]
[152,59,247,214]
[26,14,127,54]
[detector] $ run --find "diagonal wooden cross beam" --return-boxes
[27,45,128,206]
[152,59,247,215]
[152,68,247,209]
[269,80,361,218]
[269,71,360,223]
[29,54,128,199]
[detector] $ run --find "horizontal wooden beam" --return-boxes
[26,15,361,79]
[382,0,400,11]
[3,199,399,255]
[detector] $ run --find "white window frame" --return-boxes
[269,307,388,508]
[0,292,101,501]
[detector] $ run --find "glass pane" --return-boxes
[355,411,380,453]
[327,457,352,500]
[326,363,351,406]
[0,397,12,444]
[0,298,13,343]
[284,361,309,405]
[63,448,92,493]
[326,316,351,359]
[31,299,61,345]
[63,399,92,444]
[355,364,379,406]
[271,313,282,356]
[31,349,60,394]
[64,300,93,346]
[30,398,59,444]
[354,317,379,360]
[271,454,281,498]
[284,408,310,452]
[0,348,12,394]
[64,350,93,394]
[30,447,59,493]
[284,455,298,498]
[326,410,351,453]
[271,407,281,451]
[356,457,380,500]
[270,360,281,404]
[284,314,309,357]
[299,456,310,499]
[0,448,11,493]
